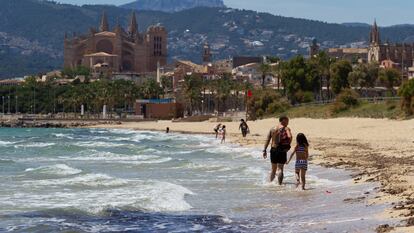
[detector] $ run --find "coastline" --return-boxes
[90,117,414,233]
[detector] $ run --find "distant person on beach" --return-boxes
[263,116,292,185]
[214,123,222,139]
[166,127,170,133]
[239,119,249,138]
[220,125,226,143]
[286,133,309,190]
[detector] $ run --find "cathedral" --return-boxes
[64,12,167,74]
[368,20,414,68]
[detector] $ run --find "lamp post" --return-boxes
[7,96,10,114]
[2,96,4,114]
[201,100,204,115]
[15,95,18,114]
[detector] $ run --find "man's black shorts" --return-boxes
[270,146,290,164]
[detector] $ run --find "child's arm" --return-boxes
[286,146,297,164]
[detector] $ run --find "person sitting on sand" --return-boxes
[263,116,292,185]
[214,123,222,139]
[220,125,226,143]
[239,119,249,138]
[286,133,309,190]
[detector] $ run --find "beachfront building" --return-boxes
[135,98,183,119]
[64,11,167,74]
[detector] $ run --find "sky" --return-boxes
[55,0,414,26]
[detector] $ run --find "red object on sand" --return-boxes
[325,191,332,194]
[247,90,253,97]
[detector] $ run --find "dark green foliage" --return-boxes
[379,68,402,95]
[279,56,319,103]
[331,89,359,113]
[247,89,290,120]
[398,79,414,115]
[0,79,145,114]
[330,60,352,94]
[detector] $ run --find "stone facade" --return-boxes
[64,12,167,74]
[368,20,414,68]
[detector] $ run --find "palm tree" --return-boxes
[259,63,271,88]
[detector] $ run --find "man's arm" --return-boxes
[263,129,273,158]
[286,127,293,144]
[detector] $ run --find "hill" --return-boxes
[2,0,414,78]
[121,0,225,12]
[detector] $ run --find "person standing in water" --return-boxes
[263,116,292,185]
[239,119,249,138]
[286,133,309,190]
[214,123,222,139]
[220,125,226,143]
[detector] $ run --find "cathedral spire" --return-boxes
[100,11,109,32]
[114,17,122,35]
[128,11,138,36]
[370,19,380,45]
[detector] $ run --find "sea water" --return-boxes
[0,128,389,232]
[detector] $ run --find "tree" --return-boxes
[182,74,203,115]
[348,66,367,90]
[210,74,234,112]
[279,55,317,103]
[330,60,352,95]
[398,79,414,115]
[310,51,333,100]
[259,63,271,88]
[140,79,164,99]
[379,68,401,95]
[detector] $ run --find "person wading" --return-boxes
[239,119,249,138]
[263,116,292,185]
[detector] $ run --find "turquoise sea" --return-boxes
[0,128,389,232]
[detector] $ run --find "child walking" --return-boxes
[220,125,226,143]
[286,133,309,190]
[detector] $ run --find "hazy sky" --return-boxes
[56,0,413,26]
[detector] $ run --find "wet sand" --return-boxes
[91,118,414,232]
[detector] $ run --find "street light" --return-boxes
[15,95,18,114]
[7,96,10,114]
[2,96,4,114]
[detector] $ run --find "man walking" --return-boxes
[263,116,292,185]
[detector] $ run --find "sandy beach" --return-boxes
[92,118,414,232]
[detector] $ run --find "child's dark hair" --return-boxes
[296,133,309,147]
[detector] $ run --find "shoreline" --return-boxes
[89,117,414,233]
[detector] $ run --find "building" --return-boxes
[64,12,167,74]
[202,42,212,64]
[135,99,183,119]
[328,48,368,63]
[368,20,414,69]
[232,56,263,68]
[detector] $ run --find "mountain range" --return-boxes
[121,0,226,12]
[2,0,414,78]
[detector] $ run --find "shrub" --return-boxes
[330,89,359,113]
[248,89,290,120]
[294,91,314,103]
[398,79,414,115]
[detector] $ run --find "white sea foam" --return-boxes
[0,140,14,146]
[76,141,128,148]
[25,164,82,176]
[15,142,56,148]
[2,180,194,214]
[30,173,129,188]
[53,133,74,139]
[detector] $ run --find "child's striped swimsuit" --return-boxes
[295,146,308,170]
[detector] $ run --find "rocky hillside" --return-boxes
[121,0,225,12]
[2,0,414,78]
